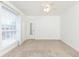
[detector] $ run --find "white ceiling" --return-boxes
[9,1,77,16]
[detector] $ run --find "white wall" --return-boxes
[21,15,27,43]
[61,2,79,52]
[0,4,2,46]
[26,16,60,39]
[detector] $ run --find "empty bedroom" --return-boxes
[0,1,79,57]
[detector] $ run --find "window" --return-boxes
[1,6,17,40]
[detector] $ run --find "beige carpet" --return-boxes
[3,40,79,57]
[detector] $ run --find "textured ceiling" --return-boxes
[9,1,77,16]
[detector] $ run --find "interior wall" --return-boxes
[21,14,27,43]
[61,2,79,52]
[0,4,2,46]
[26,16,61,39]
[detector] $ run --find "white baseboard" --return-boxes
[35,37,61,40]
[62,39,79,52]
[26,37,61,40]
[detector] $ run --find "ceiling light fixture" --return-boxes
[42,3,51,13]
